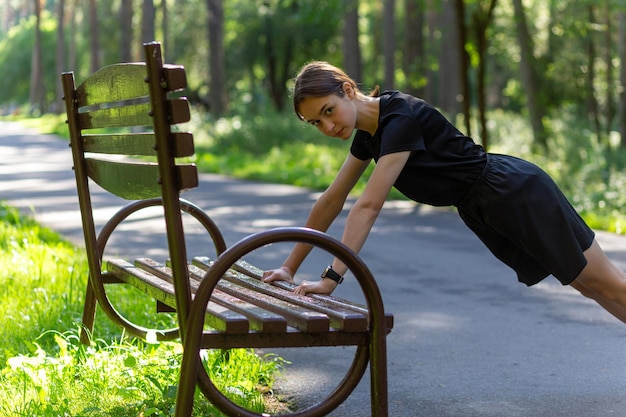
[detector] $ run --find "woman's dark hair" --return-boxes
[292,61,379,120]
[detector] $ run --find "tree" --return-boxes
[88,0,100,72]
[120,0,133,62]
[383,0,395,89]
[620,10,626,146]
[403,0,426,98]
[207,0,227,115]
[29,0,44,114]
[512,0,548,150]
[471,0,498,150]
[54,0,66,114]
[342,0,362,83]
[454,0,471,136]
[141,0,155,43]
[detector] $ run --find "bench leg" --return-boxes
[370,333,389,416]
[80,276,97,345]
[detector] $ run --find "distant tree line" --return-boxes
[4,0,626,151]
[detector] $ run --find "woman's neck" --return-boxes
[355,95,380,136]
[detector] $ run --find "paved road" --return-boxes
[1,122,625,417]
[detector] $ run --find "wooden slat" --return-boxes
[183,263,328,333]
[105,259,250,334]
[76,63,148,106]
[193,257,373,332]
[201,328,369,350]
[163,65,187,92]
[169,98,191,125]
[86,159,198,200]
[231,258,395,332]
[135,258,287,333]
[86,158,160,199]
[78,100,152,130]
[83,132,156,156]
[83,131,193,158]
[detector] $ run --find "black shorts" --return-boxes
[456,154,595,286]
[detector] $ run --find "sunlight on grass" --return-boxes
[0,203,286,416]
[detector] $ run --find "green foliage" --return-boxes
[0,332,285,417]
[0,12,57,111]
[0,203,286,415]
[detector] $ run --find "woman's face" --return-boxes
[298,86,357,140]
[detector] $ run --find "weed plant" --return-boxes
[0,203,285,416]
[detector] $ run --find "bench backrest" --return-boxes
[62,42,196,337]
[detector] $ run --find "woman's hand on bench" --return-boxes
[293,278,337,296]
[263,266,337,295]
[262,266,295,285]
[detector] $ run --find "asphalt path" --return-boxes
[1,121,625,417]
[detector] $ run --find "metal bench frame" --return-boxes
[62,41,392,417]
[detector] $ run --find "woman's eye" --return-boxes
[325,107,334,115]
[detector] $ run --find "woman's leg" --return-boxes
[570,239,626,323]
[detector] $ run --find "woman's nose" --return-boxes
[321,119,334,135]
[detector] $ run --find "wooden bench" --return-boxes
[62,41,393,417]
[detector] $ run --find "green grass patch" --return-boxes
[0,203,286,416]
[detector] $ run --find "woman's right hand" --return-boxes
[262,266,295,285]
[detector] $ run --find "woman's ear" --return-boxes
[342,82,355,99]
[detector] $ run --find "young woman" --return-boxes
[262,61,626,324]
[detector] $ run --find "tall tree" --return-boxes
[512,0,547,150]
[471,0,498,150]
[54,0,66,114]
[383,0,395,89]
[120,0,133,62]
[342,0,362,83]
[454,0,471,136]
[141,0,155,43]
[438,0,461,114]
[29,0,44,114]
[618,10,626,146]
[403,0,425,98]
[207,0,227,115]
[602,1,614,138]
[88,0,100,72]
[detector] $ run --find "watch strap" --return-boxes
[321,266,344,284]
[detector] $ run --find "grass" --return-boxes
[0,203,286,416]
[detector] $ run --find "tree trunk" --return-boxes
[473,0,498,151]
[603,1,614,138]
[68,0,77,73]
[585,6,602,143]
[383,0,395,90]
[454,0,471,136]
[403,0,425,98]
[438,0,461,114]
[207,0,227,116]
[512,0,547,150]
[29,0,44,114]
[54,0,66,114]
[618,11,626,147]
[88,0,100,72]
[141,0,156,43]
[342,0,362,83]
[120,0,133,62]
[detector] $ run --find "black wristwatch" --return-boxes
[321,266,344,284]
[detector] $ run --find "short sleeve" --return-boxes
[379,115,426,157]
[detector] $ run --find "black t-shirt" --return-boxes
[350,91,487,206]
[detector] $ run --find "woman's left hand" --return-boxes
[294,279,337,296]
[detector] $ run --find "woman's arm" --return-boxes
[262,153,371,284]
[293,150,412,295]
